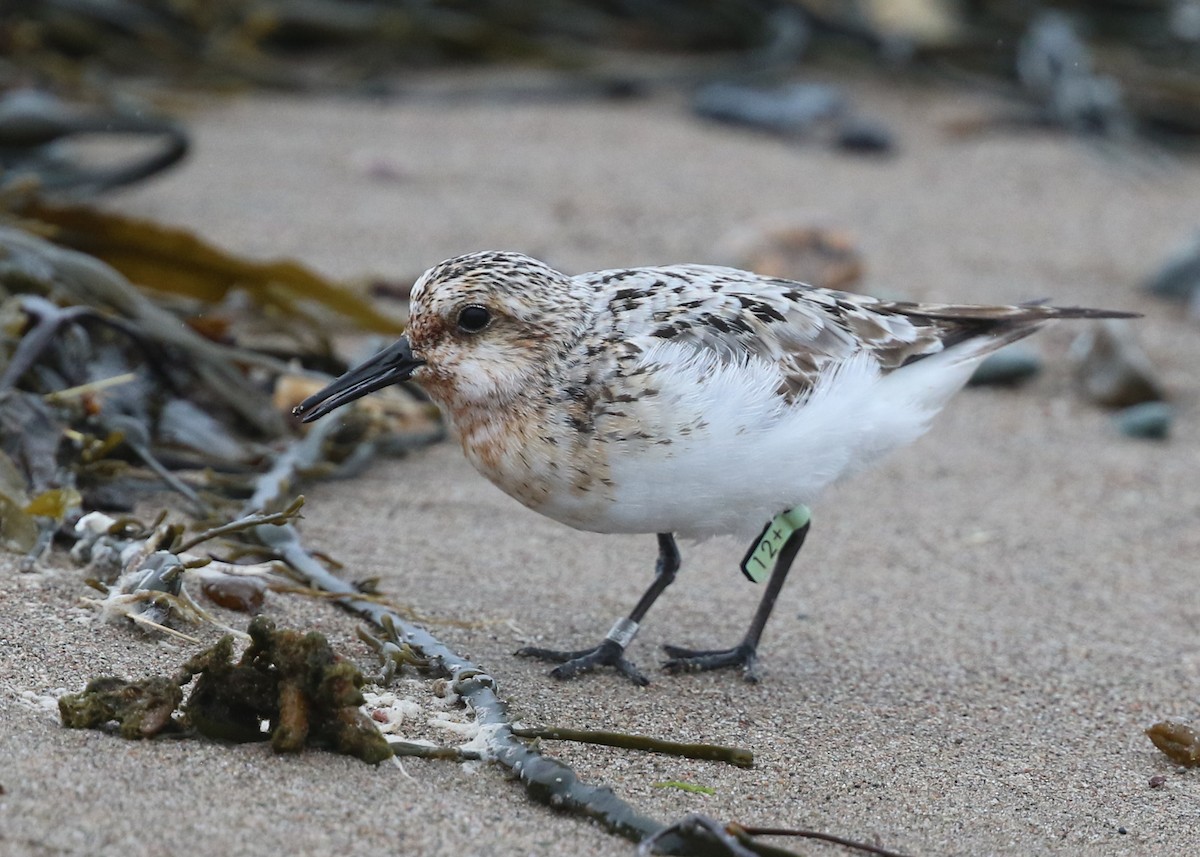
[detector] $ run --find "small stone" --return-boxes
[1118,827,1128,835]
[1114,402,1172,440]
[1149,775,1167,788]
[1070,320,1166,408]
[200,573,266,612]
[1145,233,1200,302]
[691,82,844,136]
[718,220,863,290]
[835,118,895,154]
[968,346,1042,387]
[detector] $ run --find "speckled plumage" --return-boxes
[398,251,1122,539]
[295,250,1134,682]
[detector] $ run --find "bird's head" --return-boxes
[294,251,586,422]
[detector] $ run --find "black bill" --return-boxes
[293,336,424,423]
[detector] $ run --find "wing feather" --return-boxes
[571,264,1136,407]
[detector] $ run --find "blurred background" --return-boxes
[0,1,1194,554]
[7,0,1200,190]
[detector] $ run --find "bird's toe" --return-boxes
[518,639,649,685]
[661,643,759,682]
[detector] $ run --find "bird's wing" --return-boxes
[565,265,1137,428]
[579,265,1002,403]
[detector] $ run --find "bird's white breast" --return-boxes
[521,341,950,539]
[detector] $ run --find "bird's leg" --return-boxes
[662,514,810,683]
[516,533,680,686]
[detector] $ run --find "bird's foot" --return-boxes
[515,639,649,686]
[661,643,760,682]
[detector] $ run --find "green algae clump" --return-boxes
[58,617,392,764]
[58,676,183,739]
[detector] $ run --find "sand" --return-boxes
[2,69,1198,856]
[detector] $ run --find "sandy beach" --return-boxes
[2,70,1198,856]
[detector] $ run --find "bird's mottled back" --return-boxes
[567,262,1109,406]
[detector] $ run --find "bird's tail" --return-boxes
[889,301,1140,365]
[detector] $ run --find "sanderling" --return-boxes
[296,250,1134,684]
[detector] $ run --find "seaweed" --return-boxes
[187,617,392,762]
[652,781,717,795]
[264,509,685,846]
[0,220,441,565]
[58,675,184,739]
[641,816,913,857]
[59,617,393,764]
[511,726,753,769]
[74,499,311,637]
[1,0,797,95]
[21,200,405,335]
[0,90,187,195]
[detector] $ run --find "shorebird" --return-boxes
[296,251,1132,684]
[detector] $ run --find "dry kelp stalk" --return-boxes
[59,616,393,764]
[1146,721,1200,767]
[642,816,914,857]
[510,726,753,768]
[0,90,188,195]
[282,546,692,851]
[20,200,405,336]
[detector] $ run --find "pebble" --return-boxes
[1144,232,1200,302]
[718,221,863,290]
[967,345,1042,387]
[1069,320,1166,408]
[1114,401,1172,440]
[200,573,266,612]
[835,118,895,153]
[691,81,844,136]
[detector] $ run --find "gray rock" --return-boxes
[1145,232,1200,302]
[1069,320,1166,408]
[1114,402,1172,440]
[968,346,1043,387]
[691,82,844,136]
[835,117,895,153]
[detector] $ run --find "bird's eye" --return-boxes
[456,305,492,333]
